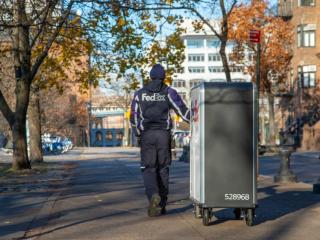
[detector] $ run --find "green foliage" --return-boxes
[83,3,186,90]
[31,16,95,94]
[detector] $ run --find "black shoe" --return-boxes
[148,194,161,217]
[161,207,167,215]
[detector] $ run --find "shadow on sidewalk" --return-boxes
[4,154,320,239]
[213,184,320,226]
[21,201,194,240]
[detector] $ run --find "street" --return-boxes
[1,148,320,240]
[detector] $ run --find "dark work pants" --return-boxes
[140,130,171,207]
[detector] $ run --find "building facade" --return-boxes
[171,19,251,104]
[278,0,320,150]
[89,86,130,147]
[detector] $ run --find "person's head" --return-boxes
[150,64,166,81]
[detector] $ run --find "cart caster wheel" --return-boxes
[194,204,203,219]
[202,208,211,226]
[245,208,254,226]
[233,208,241,220]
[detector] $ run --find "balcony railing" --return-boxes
[278,2,293,18]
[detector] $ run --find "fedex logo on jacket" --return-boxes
[130,85,190,131]
[142,93,166,102]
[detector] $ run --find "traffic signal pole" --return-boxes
[249,29,261,177]
[256,42,261,177]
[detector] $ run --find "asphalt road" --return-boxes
[9,147,318,240]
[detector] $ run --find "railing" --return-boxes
[278,1,293,18]
[274,85,295,97]
[280,106,320,147]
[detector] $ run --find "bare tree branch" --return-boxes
[30,1,58,49]
[30,0,75,82]
[0,88,14,126]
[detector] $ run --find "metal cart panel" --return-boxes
[190,82,257,209]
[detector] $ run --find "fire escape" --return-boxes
[278,0,293,20]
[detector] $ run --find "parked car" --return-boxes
[42,134,73,155]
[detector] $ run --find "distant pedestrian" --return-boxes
[130,64,190,217]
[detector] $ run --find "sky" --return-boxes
[90,0,280,94]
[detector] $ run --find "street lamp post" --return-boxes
[87,45,93,147]
[87,51,92,147]
[86,101,92,147]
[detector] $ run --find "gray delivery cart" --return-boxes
[190,82,258,226]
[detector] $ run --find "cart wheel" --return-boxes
[194,204,203,219]
[245,208,254,226]
[202,208,211,226]
[233,208,241,220]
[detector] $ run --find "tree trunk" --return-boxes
[267,92,276,145]
[219,0,232,82]
[0,1,73,170]
[10,1,31,170]
[220,41,232,82]
[12,115,31,170]
[28,87,43,163]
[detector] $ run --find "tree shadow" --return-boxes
[0,157,189,239]
[2,154,319,239]
[212,184,320,226]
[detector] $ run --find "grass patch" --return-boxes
[0,162,62,178]
[0,163,12,176]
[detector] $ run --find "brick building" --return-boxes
[0,38,90,147]
[40,83,89,147]
[278,0,320,150]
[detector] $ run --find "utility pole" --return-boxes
[249,29,261,176]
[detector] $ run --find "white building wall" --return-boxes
[171,19,251,104]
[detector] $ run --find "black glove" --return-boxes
[133,126,141,137]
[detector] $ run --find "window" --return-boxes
[188,54,205,62]
[190,79,203,88]
[174,68,184,74]
[188,67,205,73]
[173,79,186,88]
[187,39,204,48]
[298,65,317,88]
[208,66,224,73]
[230,66,243,73]
[208,54,221,62]
[207,39,220,48]
[248,53,255,61]
[299,0,315,6]
[297,24,316,47]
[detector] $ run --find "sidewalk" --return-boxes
[0,149,82,240]
[1,148,320,240]
[259,151,320,184]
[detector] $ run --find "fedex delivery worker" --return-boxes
[130,64,190,217]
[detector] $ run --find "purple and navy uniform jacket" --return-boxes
[130,81,190,135]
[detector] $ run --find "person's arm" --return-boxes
[130,93,141,136]
[167,87,190,123]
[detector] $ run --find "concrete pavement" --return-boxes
[0,149,82,240]
[1,148,320,240]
